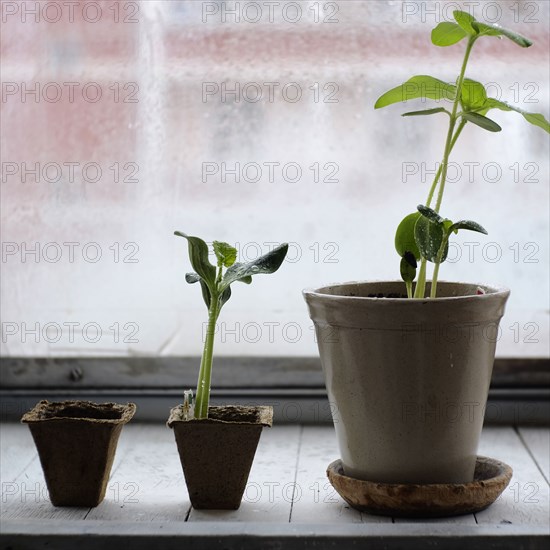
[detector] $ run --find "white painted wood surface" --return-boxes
[476,427,550,525]
[292,426,388,523]
[86,424,191,522]
[519,427,550,484]
[1,423,549,530]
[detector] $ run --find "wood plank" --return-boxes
[476,427,550,525]
[188,425,301,522]
[291,426,387,523]
[3,357,547,389]
[86,424,190,521]
[2,519,549,549]
[0,423,37,483]
[519,428,550,484]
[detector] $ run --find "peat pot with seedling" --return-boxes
[168,233,288,510]
[303,11,549,517]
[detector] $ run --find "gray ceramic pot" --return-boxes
[304,281,510,484]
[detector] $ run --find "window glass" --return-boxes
[1,0,548,358]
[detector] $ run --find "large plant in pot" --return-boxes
[168,233,288,509]
[304,11,549,516]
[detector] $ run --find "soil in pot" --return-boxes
[167,405,273,510]
[21,400,136,507]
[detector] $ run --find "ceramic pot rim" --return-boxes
[303,280,510,304]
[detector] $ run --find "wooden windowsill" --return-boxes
[1,424,548,549]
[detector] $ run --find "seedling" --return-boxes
[174,233,288,419]
[376,10,549,298]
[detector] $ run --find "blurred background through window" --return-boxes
[1,0,548,359]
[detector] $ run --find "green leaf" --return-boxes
[199,279,211,309]
[402,107,450,117]
[417,204,444,224]
[431,22,468,46]
[462,112,502,132]
[375,76,456,109]
[219,285,232,308]
[400,254,417,284]
[484,98,550,133]
[395,212,421,260]
[522,112,550,133]
[213,241,237,268]
[185,272,201,284]
[450,220,488,235]
[174,232,216,289]
[472,21,532,47]
[414,216,448,263]
[184,271,212,309]
[461,79,487,110]
[453,10,476,35]
[220,243,289,292]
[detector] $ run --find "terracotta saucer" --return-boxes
[327,456,512,518]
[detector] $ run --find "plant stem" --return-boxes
[430,262,441,299]
[413,259,427,299]
[423,37,476,299]
[425,120,467,208]
[415,119,468,299]
[405,280,413,299]
[194,294,219,419]
[434,37,476,214]
[430,233,451,298]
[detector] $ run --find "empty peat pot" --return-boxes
[304,281,510,485]
[167,405,273,510]
[21,400,136,507]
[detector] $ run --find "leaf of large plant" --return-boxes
[375,76,456,109]
[431,22,468,46]
[461,79,487,110]
[213,241,237,268]
[174,232,216,288]
[450,220,488,234]
[395,212,421,260]
[453,10,476,35]
[414,216,448,263]
[484,98,550,133]
[462,112,502,132]
[220,243,289,291]
[400,254,417,284]
[472,21,532,47]
[417,204,444,224]
[402,107,449,117]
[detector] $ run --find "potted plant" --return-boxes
[21,400,136,507]
[168,233,288,509]
[304,11,548,513]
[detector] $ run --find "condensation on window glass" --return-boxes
[1,1,548,358]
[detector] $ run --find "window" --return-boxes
[1,0,548,366]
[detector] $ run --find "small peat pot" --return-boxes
[167,405,273,510]
[21,400,136,507]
